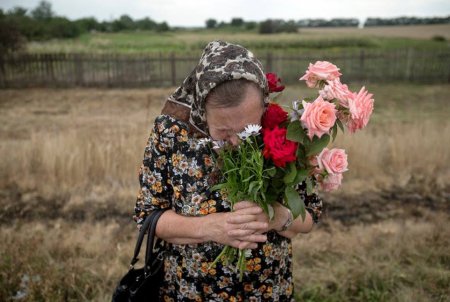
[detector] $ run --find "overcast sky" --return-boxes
[1,0,449,27]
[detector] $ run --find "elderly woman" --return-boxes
[133,40,323,301]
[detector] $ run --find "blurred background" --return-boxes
[0,1,449,301]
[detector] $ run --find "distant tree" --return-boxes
[31,1,54,20]
[364,16,449,27]
[99,21,112,32]
[75,17,100,32]
[230,18,244,27]
[111,14,135,31]
[156,22,170,32]
[279,20,298,32]
[0,19,25,55]
[258,19,300,34]
[48,17,81,38]
[136,17,157,30]
[217,21,227,28]
[245,21,257,30]
[259,19,276,34]
[205,18,217,29]
[7,7,28,17]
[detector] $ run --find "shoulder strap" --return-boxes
[129,210,165,268]
[144,210,165,274]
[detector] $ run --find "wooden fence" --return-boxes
[0,48,449,88]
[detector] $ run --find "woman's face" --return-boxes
[205,85,265,146]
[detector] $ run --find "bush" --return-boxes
[432,35,446,42]
[0,19,25,55]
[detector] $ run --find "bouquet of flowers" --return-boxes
[210,61,374,280]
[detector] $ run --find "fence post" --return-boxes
[359,49,365,80]
[0,55,5,88]
[405,48,413,82]
[266,52,273,72]
[74,53,84,86]
[170,53,176,86]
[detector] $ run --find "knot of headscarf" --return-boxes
[166,40,269,137]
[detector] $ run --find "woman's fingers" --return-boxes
[230,240,262,250]
[228,228,254,237]
[232,206,263,216]
[227,213,267,225]
[238,241,258,250]
[233,200,256,210]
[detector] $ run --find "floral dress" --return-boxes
[134,115,323,302]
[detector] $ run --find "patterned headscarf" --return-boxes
[167,40,269,136]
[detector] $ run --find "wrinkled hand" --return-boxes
[206,201,269,250]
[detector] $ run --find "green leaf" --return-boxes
[332,124,338,142]
[306,134,330,156]
[285,186,302,219]
[283,162,297,184]
[293,169,308,184]
[242,175,254,182]
[265,166,276,177]
[298,201,306,221]
[286,120,306,143]
[336,119,345,133]
[248,180,260,196]
[211,183,225,191]
[296,146,305,158]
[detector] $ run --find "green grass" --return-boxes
[25,30,448,54]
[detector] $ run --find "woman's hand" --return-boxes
[203,201,269,250]
[228,201,270,236]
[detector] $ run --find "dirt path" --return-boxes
[1,184,448,227]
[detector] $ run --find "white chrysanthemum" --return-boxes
[237,124,261,140]
[198,138,211,145]
[244,124,262,135]
[212,140,225,150]
[237,131,250,140]
[195,138,211,150]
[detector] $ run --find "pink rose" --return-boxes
[319,78,352,108]
[319,173,343,192]
[300,96,337,140]
[316,148,348,174]
[299,61,342,88]
[346,86,374,133]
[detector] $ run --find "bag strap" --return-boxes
[129,210,165,268]
[144,210,165,275]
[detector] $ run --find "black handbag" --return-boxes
[112,210,166,302]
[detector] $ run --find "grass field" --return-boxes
[25,24,450,54]
[0,82,449,301]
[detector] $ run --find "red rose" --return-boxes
[262,126,298,168]
[262,103,288,129]
[266,72,285,93]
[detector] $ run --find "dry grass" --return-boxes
[293,212,450,301]
[0,85,449,301]
[1,212,447,301]
[2,84,448,198]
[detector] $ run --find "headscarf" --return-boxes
[166,40,269,137]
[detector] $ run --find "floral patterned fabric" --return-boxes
[133,114,323,301]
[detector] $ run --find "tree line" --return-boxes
[208,16,449,33]
[0,1,170,43]
[1,1,449,55]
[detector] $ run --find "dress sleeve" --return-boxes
[133,115,174,230]
[295,181,323,224]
